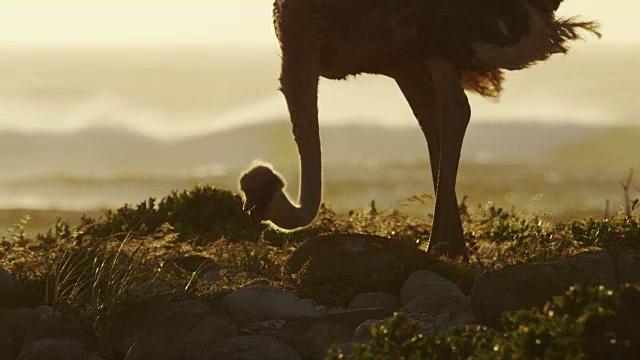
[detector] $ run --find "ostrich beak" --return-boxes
[242,201,256,213]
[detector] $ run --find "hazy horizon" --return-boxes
[0,1,638,139]
[0,1,638,224]
[0,43,638,140]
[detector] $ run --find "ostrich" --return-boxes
[239,0,600,261]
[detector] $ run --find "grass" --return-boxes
[0,184,638,356]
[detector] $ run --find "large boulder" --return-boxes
[205,336,301,360]
[166,255,219,273]
[354,310,477,342]
[400,270,468,314]
[17,338,84,360]
[348,293,400,310]
[278,308,396,360]
[222,285,319,325]
[0,265,13,288]
[22,306,89,348]
[286,234,470,306]
[129,279,172,301]
[472,250,630,327]
[0,266,15,307]
[103,299,237,358]
[611,251,640,285]
[400,270,465,309]
[125,335,301,360]
[0,308,34,358]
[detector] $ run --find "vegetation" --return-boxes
[327,284,639,359]
[0,183,638,357]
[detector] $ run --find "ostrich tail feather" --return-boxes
[464,6,601,99]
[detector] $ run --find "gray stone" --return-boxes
[105,299,237,358]
[200,269,222,283]
[222,285,319,324]
[400,270,464,306]
[286,234,464,306]
[204,336,301,360]
[83,354,109,360]
[405,292,467,314]
[472,251,620,326]
[239,319,289,337]
[300,298,319,308]
[17,338,84,360]
[167,255,219,273]
[0,265,13,287]
[354,310,476,342]
[326,307,348,315]
[278,308,395,360]
[126,335,301,360]
[0,266,15,307]
[0,308,34,358]
[123,336,178,360]
[18,305,90,358]
[129,279,172,301]
[348,292,400,310]
[611,251,640,285]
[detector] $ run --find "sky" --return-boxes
[0,1,637,47]
[0,0,638,138]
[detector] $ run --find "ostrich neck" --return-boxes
[268,73,322,230]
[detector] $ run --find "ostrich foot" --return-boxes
[429,204,468,262]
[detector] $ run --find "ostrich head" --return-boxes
[238,163,285,223]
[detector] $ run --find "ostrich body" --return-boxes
[240,0,599,260]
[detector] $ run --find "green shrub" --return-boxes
[562,217,640,250]
[328,284,639,360]
[465,204,552,245]
[79,185,265,244]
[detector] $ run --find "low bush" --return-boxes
[327,284,640,360]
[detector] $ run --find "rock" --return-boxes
[444,324,492,336]
[400,270,465,307]
[611,251,640,285]
[222,285,319,324]
[22,318,88,351]
[204,336,301,360]
[17,338,84,360]
[219,268,241,279]
[201,269,222,283]
[405,291,469,314]
[167,255,219,273]
[335,342,357,358]
[129,279,172,301]
[0,308,34,358]
[348,292,400,310]
[278,308,395,360]
[286,234,466,306]
[126,335,300,360]
[83,353,109,360]
[238,319,289,336]
[326,307,349,315]
[123,336,177,360]
[472,251,621,327]
[0,265,13,287]
[0,266,15,307]
[14,305,93,359]
[104,299,237,357]
[354,310,476,342]
[300,298,319,308]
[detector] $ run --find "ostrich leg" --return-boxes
[425,58,470,261]
[392,63,440,194]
